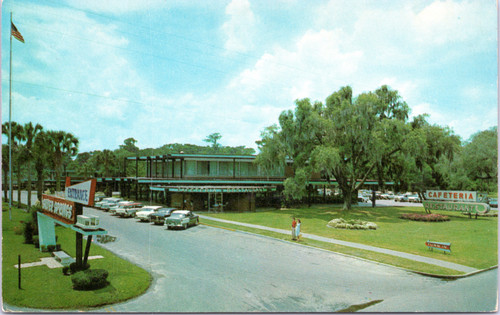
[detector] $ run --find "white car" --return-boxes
[394,194,408,202]
[358,194,370,203]
[109,201,135,214]
[136,206,163,222]
[96,197,123,210]
[408,195,421,203]
[115,203,143,217]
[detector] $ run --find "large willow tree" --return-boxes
[257,85,425,210]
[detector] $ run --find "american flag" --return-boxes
[11,22,25,43]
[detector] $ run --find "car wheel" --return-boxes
[183,223,187,230]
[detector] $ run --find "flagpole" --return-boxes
[8,12,13,220]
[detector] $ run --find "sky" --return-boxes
[1,0,498,154]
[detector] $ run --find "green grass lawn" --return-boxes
[2,204,152,310]
[201,204,498,273]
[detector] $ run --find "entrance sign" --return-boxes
[64,179,97,207]
[425,190,477,202]
[41,194,76,224]
[423,200,490,214]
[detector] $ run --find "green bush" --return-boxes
[71,269,109,290]
[45,244,61,252]
[400,213,450,222]
[33,236,39,248]
[62,266,70,276]
[23,221,35,244]
[69,262,90,274]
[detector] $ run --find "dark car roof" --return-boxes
[150,208,177,216]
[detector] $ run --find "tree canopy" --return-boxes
[255,85,479,210]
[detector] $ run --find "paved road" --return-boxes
[4,191,498,312]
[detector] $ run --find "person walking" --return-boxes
[296,219,301,241]
[291,217,297,240]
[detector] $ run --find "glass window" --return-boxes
[197,161,209,176]
[219,162,233,176]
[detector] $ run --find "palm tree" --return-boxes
[22,122,43,209]
[47,131,79,192]
[2,144,9,200]
[2,122,25,207]
[96,150,117,177]
[33,131,51,202]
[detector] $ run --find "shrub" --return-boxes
[33,236,40,248]
[62,266,70,276]
[70,262,90,274]
[400,213,450,222]
[71,269,109,290]
[23,221,35,244]
[46,244,61,252]
[327,218,377,230]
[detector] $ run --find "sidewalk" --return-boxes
[198,215,478,274]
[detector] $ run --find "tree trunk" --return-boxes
[16,162,22,208]
[342,187,352,210]
[36,167,44,203]
[27,160,32,210]
[55,168,61,193]
[3,168,8,200]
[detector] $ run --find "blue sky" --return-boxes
[1,0,497,153]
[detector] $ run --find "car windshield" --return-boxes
[170,213,185,219]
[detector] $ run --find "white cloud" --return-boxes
[413,0,496,47]
[221,0,256,53]
[228,28,364,106]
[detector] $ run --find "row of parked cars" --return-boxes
[93,197,199,229]
[357,191,422,203]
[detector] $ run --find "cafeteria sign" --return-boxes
[64,179,97,207]
[425,190,477,202]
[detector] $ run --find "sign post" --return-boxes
[65,179,96,267]
[39,178,102,269]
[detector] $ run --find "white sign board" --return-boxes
[425,190,477,202]
[65,179,97,206]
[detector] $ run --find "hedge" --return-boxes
[400,213,450,222]
[71,269,109,290]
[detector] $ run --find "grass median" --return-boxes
[201,204,498,275]
[2,203,151,310]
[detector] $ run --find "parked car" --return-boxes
[116,203,144,217]
[150,208,178,225]
[166,210,199,230]
[394,194,408,202]
[109,201,135,214]
[96,197,123,210]
[408,194,421,203]
[136,206,163,222]
[358,194,370,203]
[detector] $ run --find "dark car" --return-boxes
[150,208,177,225]
[166,210,199,229]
